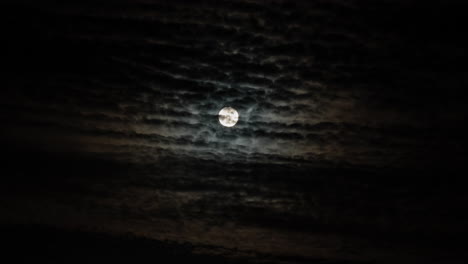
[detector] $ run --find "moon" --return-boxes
[218,107,239,127]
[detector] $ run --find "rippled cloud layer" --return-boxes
[3,0,466,170]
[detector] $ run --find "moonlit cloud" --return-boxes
[1,1,468,262]
[4,0,465,169]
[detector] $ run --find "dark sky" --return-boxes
[1,0,468,263]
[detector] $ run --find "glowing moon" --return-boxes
[218,107,239,127]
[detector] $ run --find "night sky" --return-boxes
[1,0,468,263]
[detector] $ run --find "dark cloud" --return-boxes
[1,0,468,263]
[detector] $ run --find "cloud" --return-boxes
[2,0,467,170]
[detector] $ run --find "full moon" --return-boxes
[218,107,239,127]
